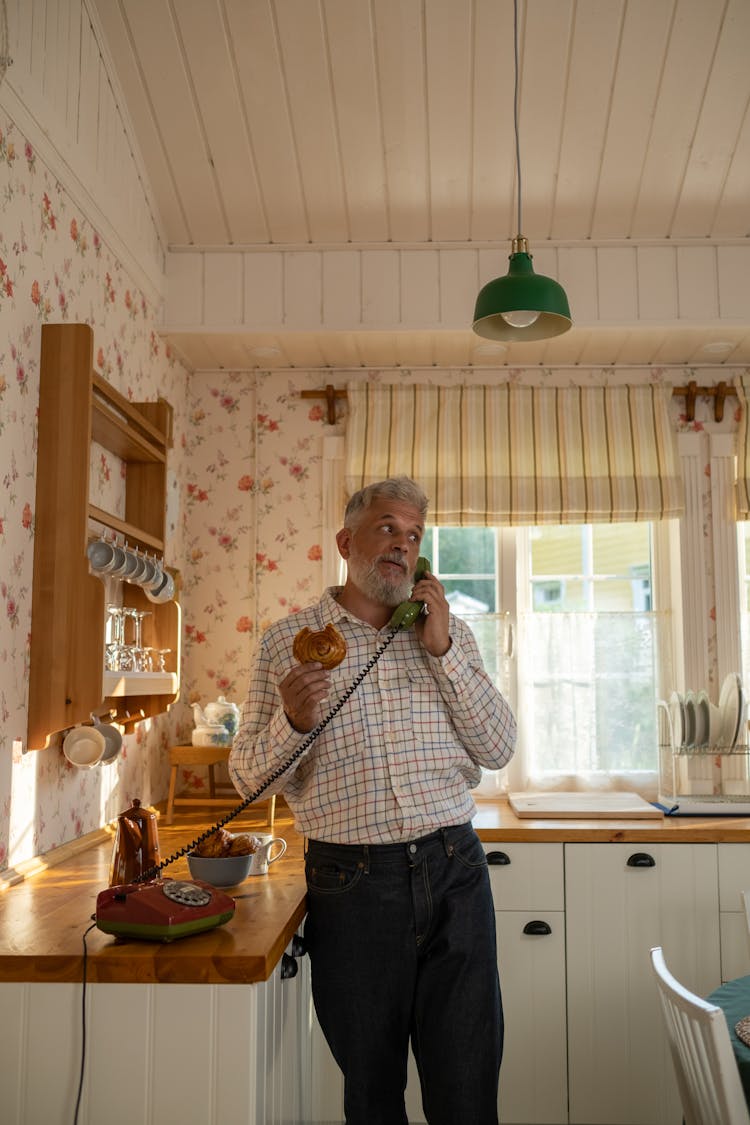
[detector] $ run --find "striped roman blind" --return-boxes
[735,376,750,519]
[345,382,684,525]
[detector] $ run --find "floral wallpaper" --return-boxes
[0,112,190,871]
[176,371,330,794]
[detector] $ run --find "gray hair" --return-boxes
[344,476,429,531]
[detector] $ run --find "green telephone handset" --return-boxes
[389,556,431,630]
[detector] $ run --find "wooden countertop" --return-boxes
[473,796,750,842]
[0,801,306,986]
[3,797,750,987]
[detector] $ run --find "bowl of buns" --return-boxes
[187,828,261,888]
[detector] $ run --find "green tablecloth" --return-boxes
[707,974,750,1105]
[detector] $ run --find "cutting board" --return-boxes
[509,791,663,819]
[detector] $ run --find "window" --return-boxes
[428,522,674,793]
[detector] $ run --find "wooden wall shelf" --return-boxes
[27,323,180,750]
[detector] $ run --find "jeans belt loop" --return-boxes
[441,828,454,858]
[362,843,370,875]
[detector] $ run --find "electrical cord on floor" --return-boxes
[74,919,97,1125]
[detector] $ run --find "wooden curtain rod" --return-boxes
[300,380,739,425]
[672,380,737,423]
[299,384,347,425]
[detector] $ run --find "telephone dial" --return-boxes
[95,557,432,941]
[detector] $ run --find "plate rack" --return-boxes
[657,701,750,813]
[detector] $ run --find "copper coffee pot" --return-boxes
[109,798,161,886]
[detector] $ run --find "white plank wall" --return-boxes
[0,960,312,1125]
[165,242,750,334]
[1,0,166,302]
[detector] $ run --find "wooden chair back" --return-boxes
[650,946,750,1125]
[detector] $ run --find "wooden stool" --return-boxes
[165,744,276,829]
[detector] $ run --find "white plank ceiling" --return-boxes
[91,0,750,370]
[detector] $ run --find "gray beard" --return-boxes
[347,551,413,607]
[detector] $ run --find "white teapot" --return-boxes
[191,705,231,748]
[192,696,240,740]
[204,695,240,736]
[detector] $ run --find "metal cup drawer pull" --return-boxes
[627,852,656,868]
[486,851,511,865]
[523,920,552,936]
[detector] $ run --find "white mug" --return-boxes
[249,835,287,876]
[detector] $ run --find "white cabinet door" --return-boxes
[565,843,721,1125]
[718,843,750,982]
[485,843,568,1125]
[496,910,567,1124]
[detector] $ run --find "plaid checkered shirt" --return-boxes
[229,588,517,844]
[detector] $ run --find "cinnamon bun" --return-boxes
[293,623,347,669]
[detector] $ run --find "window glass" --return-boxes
[524,524,658,777]
[427,526,496,613]
[431,522,662,786]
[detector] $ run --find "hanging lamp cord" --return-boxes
[512,0,522,237]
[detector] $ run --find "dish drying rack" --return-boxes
[657,698,750,814]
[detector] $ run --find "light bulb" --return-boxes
[501,310,540,329]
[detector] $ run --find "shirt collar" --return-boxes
[321,586,348,622]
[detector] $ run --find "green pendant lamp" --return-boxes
[472,0,572,343]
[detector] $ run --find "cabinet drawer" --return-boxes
[718,843,750,912]
[482,843,564,911]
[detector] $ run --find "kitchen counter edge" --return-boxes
[3,799,750,986]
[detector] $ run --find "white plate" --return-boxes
[719,673,743,748]
[732,677,746,748]
[708,701,723,747]
[684,691,697,748]
[669,691,685,751]
[694,690,710,747]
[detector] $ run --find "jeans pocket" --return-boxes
[451,831,489,870]
[306,857,364,895]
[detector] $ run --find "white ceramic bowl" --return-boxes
[63,726,105,769]
[187,853,252,888]
[92,717,123,763]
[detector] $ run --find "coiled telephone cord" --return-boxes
[135,624,402,882]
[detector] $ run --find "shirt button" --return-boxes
[409,844,417,854]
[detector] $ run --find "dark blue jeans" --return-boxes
[304,824,503,1125]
